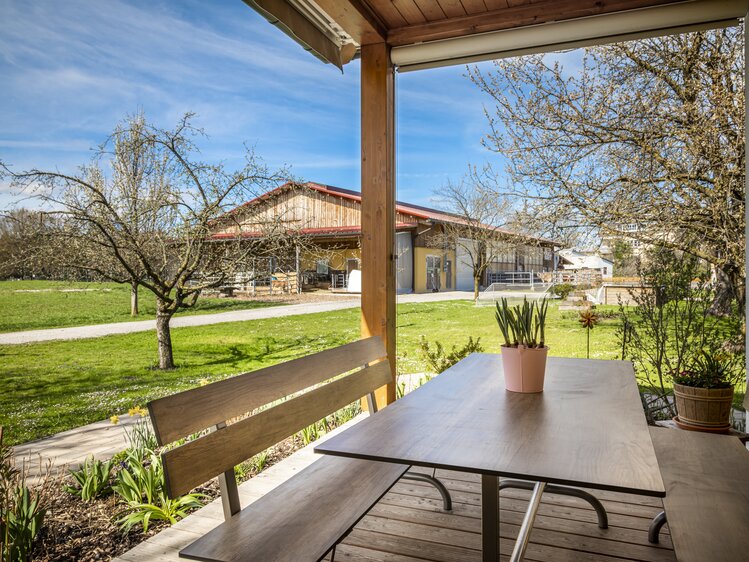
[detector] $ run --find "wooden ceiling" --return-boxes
[246,0,745,70]
[315,0,690,47]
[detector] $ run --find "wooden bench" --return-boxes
[147,336,450,562]
[648,427,749,561]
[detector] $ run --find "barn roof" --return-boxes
[229,181,557,245]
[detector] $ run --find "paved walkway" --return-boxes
[12,414,145,485]
[0,291,473,345]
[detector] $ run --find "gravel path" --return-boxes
[0,291,473,345]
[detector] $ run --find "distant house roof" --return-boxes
[222,181,557,245]
[558,249,613,270]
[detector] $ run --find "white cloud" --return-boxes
[0,139,95,151]
[0,0,512,208]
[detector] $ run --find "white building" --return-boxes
[558,249,614,279]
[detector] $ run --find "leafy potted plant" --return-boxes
[671,351,741,432]
[495,297,549,393]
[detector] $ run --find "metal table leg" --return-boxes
[482,474,499,562]
[648,511,667,544]
[401,471,452,510]
[509,481,546,562]
[500,479,608,529]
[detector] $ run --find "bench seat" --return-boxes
[180,455,409,562]
[148,337,451,561]
[649,427,749,562]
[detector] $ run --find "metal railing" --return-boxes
[331,273,347,289]
[486,271,544,287]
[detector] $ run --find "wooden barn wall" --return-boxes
[212,188,418,234]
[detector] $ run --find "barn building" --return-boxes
[210,182,556,294]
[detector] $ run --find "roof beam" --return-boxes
[313,0,387,45]
[392,0,748,71]
[388,0,695,46]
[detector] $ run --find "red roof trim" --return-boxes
[210,222,414,240]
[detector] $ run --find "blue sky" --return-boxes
[0,0,501,209]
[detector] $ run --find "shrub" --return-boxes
[1,486,46,562]
[123,418,158,460]
[298,423,321,446]
[251,450,269,473]
[395,377,407,399]
[672,351,742,389]
[113,449,204,533]
[329,403,360,426]
[419,336,483,374]
[65,456,114,501]
[551,283,574,300]
[1,427,47,562]
[594,308,619,320]
[618,247,742,419]
[112,450,163,507]
[116,494,204,533]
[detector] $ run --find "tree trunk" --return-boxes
[155,303,175,369]
[130,282,139,316]
[473,275,480,303]
[709,267,736,317]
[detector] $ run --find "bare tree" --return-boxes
[469,26,744,314]
[2,113,295,369]
[0,209,58,279]
[431,178,522,302]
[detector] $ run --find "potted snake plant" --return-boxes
[495,297,549,393]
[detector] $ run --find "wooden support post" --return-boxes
[361,41,396,410]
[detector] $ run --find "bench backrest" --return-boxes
[147,336,390,518]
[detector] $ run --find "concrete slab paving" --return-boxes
[11,413,147,485]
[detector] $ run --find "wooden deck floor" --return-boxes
[114,419,674,562]
[325,469,674,562]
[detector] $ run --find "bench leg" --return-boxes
[648,511,667,544]
[401,471,453,511]
[499,479,608,529]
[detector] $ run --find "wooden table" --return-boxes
[315,354,665,561]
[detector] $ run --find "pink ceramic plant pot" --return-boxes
[501,345,549,393]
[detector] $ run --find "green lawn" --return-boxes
[1,300,628,445]
[0,280,284,332]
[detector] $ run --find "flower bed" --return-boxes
[4,402,360,562]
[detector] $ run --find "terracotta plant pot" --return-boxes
[501,345,548,393]
[673,383,734,431]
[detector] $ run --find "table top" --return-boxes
[315,354,665,497]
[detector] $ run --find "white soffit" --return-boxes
[244,0,356,69]
[391,0,749,72]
